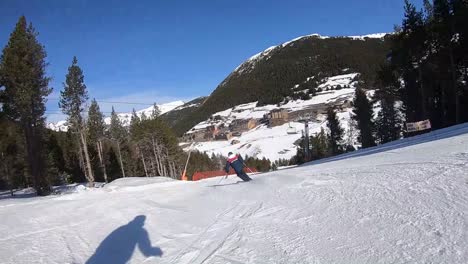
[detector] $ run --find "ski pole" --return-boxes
[243,163,255,174]
[215,174,227,186]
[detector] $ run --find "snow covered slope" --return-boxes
[1,124,467,263]
[185,73,365,161]
[46,100,184,132]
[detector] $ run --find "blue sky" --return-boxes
[0,0,422,122]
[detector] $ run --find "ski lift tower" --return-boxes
[297,114,312,161]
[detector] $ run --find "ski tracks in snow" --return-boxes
[170,200,265,264]
[1,127,468,263]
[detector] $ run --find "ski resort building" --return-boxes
[182,130,206,142]
[229,118,259,133]
[268,109,289,127]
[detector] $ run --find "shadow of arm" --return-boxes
[138,230,163,257]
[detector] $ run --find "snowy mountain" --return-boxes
[183,73,371,161]
[160,97,208,127]
[2,123,467,263]
[46,100,185,132]
[172,32,390,135]
[234,33,388,75]
[102,100,185,127]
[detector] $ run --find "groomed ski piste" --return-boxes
[1,124,468,264]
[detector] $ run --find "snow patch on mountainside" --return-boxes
[46,101,185,132]
[185,73,366,161]
[187,110,354,161]
[318,73,359,89]
[348,32,388,40]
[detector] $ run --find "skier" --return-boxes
[225,152,252,182]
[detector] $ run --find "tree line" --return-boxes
[0,16,193,195]
[384,0,468,128]
[293,0,468,164]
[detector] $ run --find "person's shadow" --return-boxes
[86,215,163,264]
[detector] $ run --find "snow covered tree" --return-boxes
[352,87,376,148]
[0,16,52,195]
[59,56,94,185]
[326,107,344,155]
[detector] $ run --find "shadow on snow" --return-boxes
[86,215,162,264]
[0,190,36,200]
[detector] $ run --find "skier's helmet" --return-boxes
[228,152,233,156]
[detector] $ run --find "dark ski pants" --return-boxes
[236,170,252,182]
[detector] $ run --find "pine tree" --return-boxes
[432,0,461,123]
[151,103,161,119]
[87,99,106,144]
[129,108,140,137]
[292,140,306,165]
[109,107,127,141]
[59,56,94,185]
[352,87,376,148]
[375,64,403,144]
[46,132,66,185]
[0,118,27,193]
[59,57,88,129]
[109,107,127,177]
[326,107,344,155]
[140,112,148,121]
[310,128,330,160]
[401,0,429,121]
[0,16,52,195]
[376,95,402,144]
[87,99,108,182]
[385,0,468,129]
[452,0,468,123]
[345,118,358,151]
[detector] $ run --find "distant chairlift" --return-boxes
[286,123,298,134]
